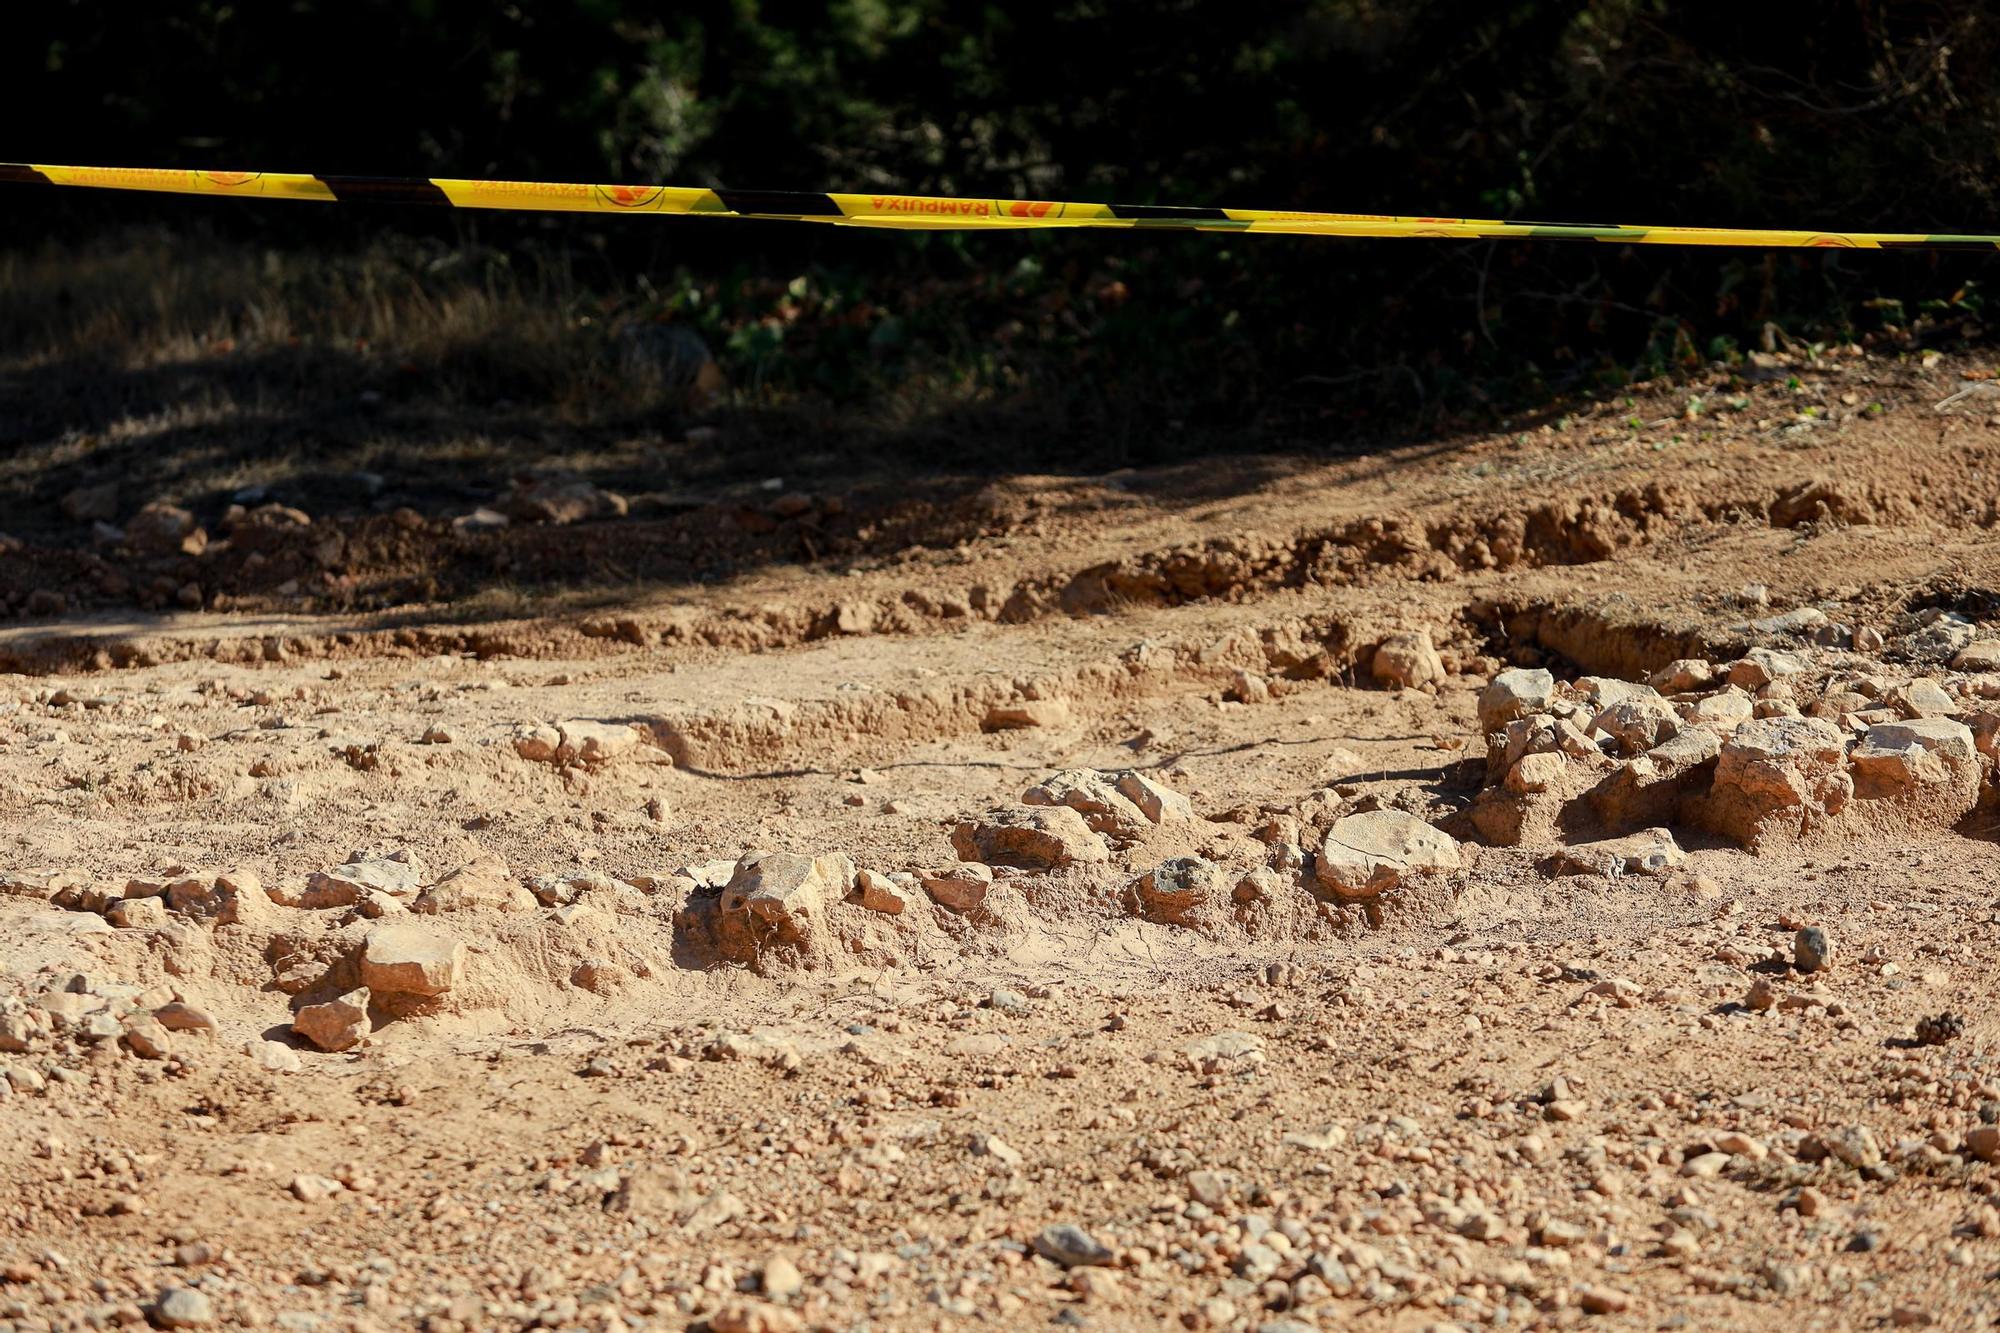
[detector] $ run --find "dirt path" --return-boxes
[5,346,2000,1330]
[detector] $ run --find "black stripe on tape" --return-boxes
[1108,203,1231,221]
[713,189,844,217]
[0,163,54,186]
[317,176,453,206]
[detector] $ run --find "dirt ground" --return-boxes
[8,340,2000,1332]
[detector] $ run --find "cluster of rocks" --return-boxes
[1023,767,1457,919]
[292,921,469,1051]
[0,970,225,1090]
[670,767,1209,968]
[1118,804,1469,930]
[674,761,1485,971]
[56,484,211,556]
[1471,630,1998,854]
[34,849,481,1056]
[502,475,630,526]
[19,751,1474,1040]
[49,867,276,929]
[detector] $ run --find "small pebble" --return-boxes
[1794,927,1832,974]
[761,1255,804,1300]
[1034,1224,1114,1268]
[154,1286,214,1327]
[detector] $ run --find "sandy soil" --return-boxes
[6,346,2000,1331]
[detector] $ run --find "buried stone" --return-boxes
[513,719,643,766]
[359,922,468,998]
[712,851,855,965]
[852,868,909,915]
[1542,827,1686,879]
[1505,751,1570,796]
[1372,629,1445,690]
[1024,767,1194,830]
[1701,716,1850,849]
[951,806,1110,870]
[919,863,994,914]
[984,698,1071,730]
[557,720,643,765]
[1848,718,1978,802]
[414,853,536,914]
[1130,856,1226,925]
[1023,770,1149,832]
[296,852,424,909]
[106,896,168,929]
[1313,811,1462,900]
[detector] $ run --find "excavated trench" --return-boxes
[12,564,1998,1010]
[9,381,2000,1037]
[3,454,1996,677]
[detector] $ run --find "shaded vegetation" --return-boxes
[8,2,2000,445]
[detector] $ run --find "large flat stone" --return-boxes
[1544,827,1686,878]
[1314,811,1462,900]
[359,922,467,997]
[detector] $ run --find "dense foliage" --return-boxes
[11,1,2000,444]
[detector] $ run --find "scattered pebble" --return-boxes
[1793,926,1832,974]
[761,1255,804,1300]
[290,1174,344,1203]
[153,1286,214,1327]
[1034,1224,1114,1268]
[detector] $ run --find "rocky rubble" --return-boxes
[1021,768,1192,834]
[0,970,230,1076]
[7,615,1993,943]
[22,619,1999,1005]
[1470,636,1998,853]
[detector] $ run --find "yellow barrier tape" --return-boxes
[4,163,1995,250]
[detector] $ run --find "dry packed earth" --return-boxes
[10,347,2000,1332]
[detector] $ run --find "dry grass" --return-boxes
[0,229,669,407]
[0,229,721,532]
[0,225,1402,548]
